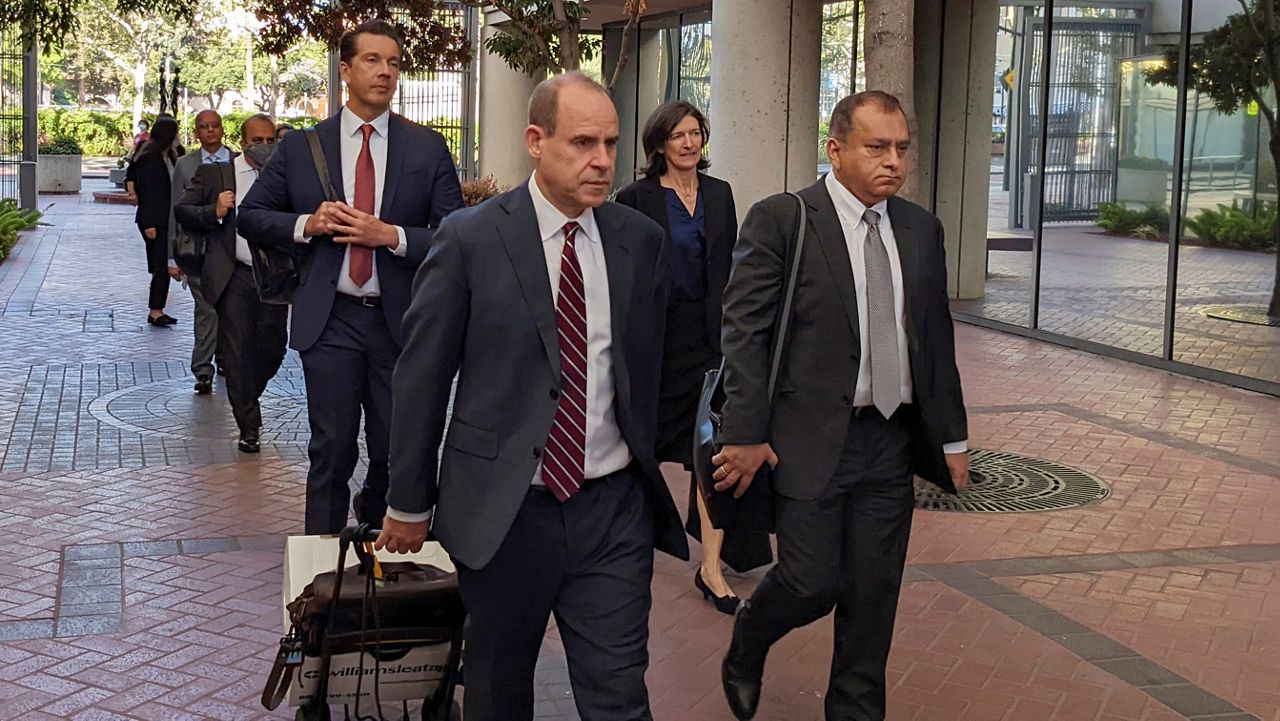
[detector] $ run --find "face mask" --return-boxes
[243,142,278,169]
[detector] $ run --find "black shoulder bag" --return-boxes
[692,192,808,533]
[249,129,336,305]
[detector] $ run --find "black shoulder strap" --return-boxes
[304,128,338,202]
[766,193,808,399]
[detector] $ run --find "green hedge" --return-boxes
[36,108,325,157]
[38,109,135,157]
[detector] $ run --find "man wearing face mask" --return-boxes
[175,114,289,454]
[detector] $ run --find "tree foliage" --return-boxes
[1,0,192,52]
[252,0,471,72]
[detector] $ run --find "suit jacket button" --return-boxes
[532,447,541,458]
[550,388,559,400]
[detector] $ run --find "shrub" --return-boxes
[1184,201,1277,252]
[460,176,504,207]
[0,199,43,263]
[37,108,134,156]
[38,137,83,155]
[1096,202,1171,235]
[1117,155,1170,172]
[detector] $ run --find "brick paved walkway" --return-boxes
[0,185,1277,720]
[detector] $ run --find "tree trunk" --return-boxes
[1269,131,1280,319]
[77,43,86,106]
[244,37,256,109]
[862,0,916,199]
[131,62,146,128]
[269,55,280,115]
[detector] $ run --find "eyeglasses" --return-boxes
[196,122,223,130]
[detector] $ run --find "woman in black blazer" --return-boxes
[617,101,771,615]
[126,114,181,327]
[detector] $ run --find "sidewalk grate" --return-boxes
[915,449,1110,513]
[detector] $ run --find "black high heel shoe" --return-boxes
[695,569,741,615]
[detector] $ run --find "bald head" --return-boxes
[528,71,611,137]
[195,109,225,152]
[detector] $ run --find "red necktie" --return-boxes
[542,222,588,502]
[348,124,375,287]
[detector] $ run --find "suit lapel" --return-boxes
[802,181,861,349]
[497,185,560,378]
[639,179,671,239]
[379,115,406,217]
[597,203,634,410]
[888,196,921,350]
[319,117,347,203]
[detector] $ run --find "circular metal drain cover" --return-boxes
[914,449,1109,513]
[1199,305,1280,327]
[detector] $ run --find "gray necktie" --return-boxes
[863,208,900,419]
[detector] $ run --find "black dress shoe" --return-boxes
[722,603,765,720]
[216,364,226,377]
[238,428,260,453]
[193,377,213,395]
[147,313,177,327]
[695,569,741,615]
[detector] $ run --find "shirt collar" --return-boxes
[825,172,889,227]
[234,154,256,175]
[527,172,600,245]
[342,106,391,139]
[201,146,230,163]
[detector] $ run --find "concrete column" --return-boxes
[477,10,542,188]
[710,0,823,216]
[927,0,1000,299]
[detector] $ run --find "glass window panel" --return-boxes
[1171,3,1280,384]
[950,2,1041,328]
[1034,8,1167,354]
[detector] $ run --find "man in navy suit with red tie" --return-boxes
[239,20,463,534]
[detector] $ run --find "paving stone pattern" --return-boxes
[0,186,1276,719]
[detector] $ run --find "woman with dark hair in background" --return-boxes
[617,100,772,615]
[126,114,182,327]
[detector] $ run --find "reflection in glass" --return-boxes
[679,21,711,115]
[950,3,1039,328]
[1168,2,1280,384]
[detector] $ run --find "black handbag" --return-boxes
[693,192,808,533]
[249,129,336,305]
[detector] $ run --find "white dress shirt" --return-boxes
[292,106,409,297]
[385,174,632,524]
[528,173,631,485]
[233,154,258,265]
[825,173,967,454]
[201,146,232,164]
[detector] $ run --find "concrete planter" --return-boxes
[991,142,1006,156]
[38,154,82,193]
[108,167,128,187]
[1116,167,1166,205]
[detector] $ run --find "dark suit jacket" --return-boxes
[719,179,968,500]
[173,162,240,306]
[386,183,690,570]
[131,153,173,230]
[615,173,737,353]
[237,112,463,352]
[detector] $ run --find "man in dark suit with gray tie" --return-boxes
[376,72,689,721]
[714,91,970,721]
[239,20,463,533]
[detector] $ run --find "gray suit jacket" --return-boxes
[386,183,690,570]
[719,179,968,500]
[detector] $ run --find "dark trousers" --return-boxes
[299,298,397,534]
[186,272,219,380]
[140,224,169,311]
[215,265,288,433]
[457,468,656,721]
[738,409,915,721]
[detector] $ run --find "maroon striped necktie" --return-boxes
[542,221,588,502]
